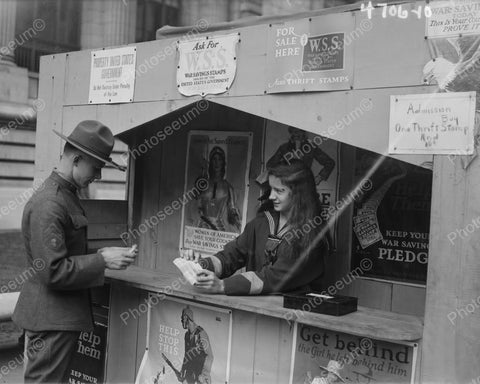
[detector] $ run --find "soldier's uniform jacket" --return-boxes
[13,171,105,331]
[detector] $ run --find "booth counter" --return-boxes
[34,1,480,383]
[103,267,422,383]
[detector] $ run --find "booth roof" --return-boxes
[156,0,414,39]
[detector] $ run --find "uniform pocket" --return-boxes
[70,214,88,229]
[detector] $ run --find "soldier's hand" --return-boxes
[100,246,138,270]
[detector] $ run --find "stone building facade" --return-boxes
[0,0,354,229]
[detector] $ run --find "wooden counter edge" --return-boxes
[105,266,424,343]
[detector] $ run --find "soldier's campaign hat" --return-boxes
[54,120,125,171]
[319,360,345,382]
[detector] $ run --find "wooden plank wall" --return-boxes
[107,283,294,384]
[421,156,480,383]
[82,199,128,251]
[120,102,263,275]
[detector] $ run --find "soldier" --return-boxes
[178,307,213,384]
[13,120,138,383]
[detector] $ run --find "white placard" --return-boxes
[389,92,475,155]
[177,34,239,97]
[88,46,136,104]
[426,0,480,38]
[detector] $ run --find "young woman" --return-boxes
[183,159,328,295]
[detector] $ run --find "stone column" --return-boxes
[180,0,230,26]
[104,0,137,47]
[0,0,28,103]
[0,0,17,64]
[81,0,136,50]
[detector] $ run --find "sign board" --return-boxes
[88,46,136,104]
[266,13,356,93]
[135,296,232,384]
[389,92,475,155]
[291,324,418,384]
[426,0,480,38]
[180,130,252,254]
[177,34,239,96]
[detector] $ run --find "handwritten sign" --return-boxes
[426,0,480,38]
[177,34,239,96]
[266,14,354,93]
[389,92,475,155]
[88,46,136,104]
[361,2,432,19]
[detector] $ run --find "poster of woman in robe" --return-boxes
[180,130,252,254]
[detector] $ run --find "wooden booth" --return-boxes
[34,1,480,383]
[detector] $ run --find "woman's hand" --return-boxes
[180,248,200,261]
[180,249,223,277]
[194,270,225,294]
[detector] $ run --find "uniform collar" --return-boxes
[50,170,78,193]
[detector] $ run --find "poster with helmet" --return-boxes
[180,130,253,254]
[135,295,232,384]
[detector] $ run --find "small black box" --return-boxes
[283,292,358,316]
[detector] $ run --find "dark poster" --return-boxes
[67,324,107,384]
[67,288,109,384]
[351,149,432,284]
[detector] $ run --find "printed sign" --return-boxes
[302,33,345,72]
[389,92,475,155]
[351,150,431,284]
[266,13,354,93]
[135,296,232,384]
[426,0,480,38]
[177,34,239,96]
[67,324,107,384]
[180,131,252,254]
[88,46,136,104]
[291,324,417,384]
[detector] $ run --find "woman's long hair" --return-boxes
[266,159,323,251]
[208,146,226,179]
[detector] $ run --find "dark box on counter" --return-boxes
[283,292,358,316]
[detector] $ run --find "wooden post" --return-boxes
[422,155,480,383]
